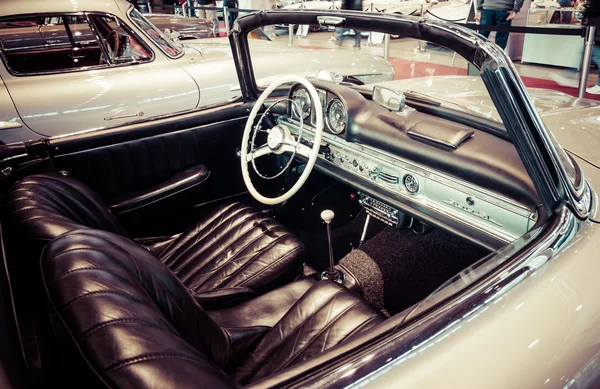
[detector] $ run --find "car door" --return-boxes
[0,13,199,139]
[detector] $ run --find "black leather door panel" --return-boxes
[49,103,251,235]
[51,103,250,200]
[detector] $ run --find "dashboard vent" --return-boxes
[378,171,399,185]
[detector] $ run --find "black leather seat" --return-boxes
[6,173,305,305]
[42,229,385,387]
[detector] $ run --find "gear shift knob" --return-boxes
[321,209,335,223]
[320,209,342,283]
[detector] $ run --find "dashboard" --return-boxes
[279,81,539,249]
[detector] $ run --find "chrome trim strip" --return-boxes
[47,102,247,141]
[0,153,27,164]
[0,121,22,130]
[52,116,248,157]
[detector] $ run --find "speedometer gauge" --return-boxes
[326,99,347,134]
[291,88,311,120]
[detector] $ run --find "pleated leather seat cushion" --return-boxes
[41,229,385,388]
[157,202,306,297]
[6,174,306,304]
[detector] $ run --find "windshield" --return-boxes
[247,24,502,123]
[129,8,183,57]
[246,22,584,197]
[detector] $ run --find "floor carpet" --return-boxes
[339,226,489,315]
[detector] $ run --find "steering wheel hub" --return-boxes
[267,125,287,151]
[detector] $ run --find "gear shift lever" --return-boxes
[320,209,342,283]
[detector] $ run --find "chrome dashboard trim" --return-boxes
[280,116,536,243]
[284,116,533,217]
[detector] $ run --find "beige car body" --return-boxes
[0,0,393,143]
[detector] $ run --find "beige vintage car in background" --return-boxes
[0,0,393,143]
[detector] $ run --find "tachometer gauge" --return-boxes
[326,99,347,134]
[291,88,311,120]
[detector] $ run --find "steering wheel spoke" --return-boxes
[280,142,312,159]
[246,144,271,162]
[240,75,324,205]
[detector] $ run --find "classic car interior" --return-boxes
[0,72,543,388]
[0,10,549,389]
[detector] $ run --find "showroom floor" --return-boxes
[260,28,600,101]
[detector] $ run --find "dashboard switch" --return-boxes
[369,167,380,180]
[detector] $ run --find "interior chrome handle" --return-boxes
[0,121,22,130]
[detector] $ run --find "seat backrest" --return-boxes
[41,229,236,388]
[6,173,127,242]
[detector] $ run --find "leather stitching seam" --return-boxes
[239,287,345,379]
[165,209,257,271]
[62,289,141,310]
[52,232,143,280]
[188,226,287,290]
[105,353,207,373]
[281,300,362,370]
[160,203,248,262]
[178,218,275,284]
[50,265,132,286]
[79,318,174,341]
[235,242,302,288]
[338,314,380,343]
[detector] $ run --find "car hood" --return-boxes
[427,0,470,21]
[180,38,394,105]
[363,76,600,169]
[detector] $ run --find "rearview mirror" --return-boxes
[373,85,406,112]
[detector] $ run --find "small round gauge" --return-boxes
[326,99,347,134]
[291,87,311,120]
[403,174,419,194]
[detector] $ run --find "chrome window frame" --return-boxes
[0,11,156,77]
[126,8,184,60]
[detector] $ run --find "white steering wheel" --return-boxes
[240,75,324,205]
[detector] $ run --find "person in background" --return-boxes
[224,0,239,29]
[584,0,600,93]
[194,0,212,19]
[332,0,362,48]
[194,0,219,36]
[552,0,574,24]
[474,0,523,49]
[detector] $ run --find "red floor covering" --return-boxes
[386,57,600,101]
